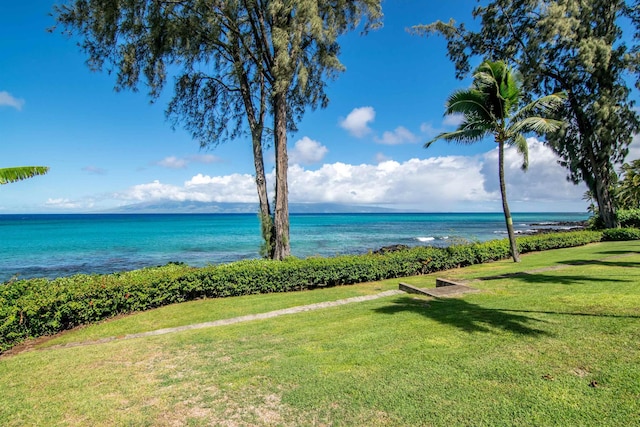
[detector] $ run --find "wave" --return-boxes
[493,229,536,235]
[415,236,450,242]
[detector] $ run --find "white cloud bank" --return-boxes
[0,91,25,110]
[481,138,586,210]
[107,137,587,212]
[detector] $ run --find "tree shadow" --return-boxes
[559,259,640,268]
[374,296,550,336]
[493,308,640,320]
[596,250,640,255]
[477,272,628,285]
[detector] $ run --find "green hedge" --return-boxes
[0,231,603,354]
[602,227,640,241]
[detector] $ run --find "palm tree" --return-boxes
[0,166,49,185]
[617,159,640,209]
[427,61,565,262]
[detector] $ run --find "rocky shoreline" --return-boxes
[373,221,589,254]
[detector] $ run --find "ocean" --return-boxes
[0,212,589,282]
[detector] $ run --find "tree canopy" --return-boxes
[414,0,640,228]
[54,0,382,259]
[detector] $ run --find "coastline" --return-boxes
[0,212,590,282]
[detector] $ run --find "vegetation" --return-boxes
[602,227,640,241]
[1,240,638,426]
[0,166,48,185]
[617,159,640,209]
[0,230,605,354]
[590,208,640,229]
[427,60,565,262]
[414,0,640,228]
[53,0,382,259]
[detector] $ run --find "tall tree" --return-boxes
[54,0,382,260]
[0,166,49,185]
[427,61,565,262]
[414,0,639,228]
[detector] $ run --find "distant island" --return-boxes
[106,201,410,214]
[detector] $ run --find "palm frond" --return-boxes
[511,134,529,170]
[509,117,564,135]
[0,166,50,185]
[512,92,567,121]
[426,124,491,147]
[445,90,493,122]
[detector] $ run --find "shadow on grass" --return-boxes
[559,259,640,268]
[596,250,640,255]
[476,272,628,285]
[493,308,640,320]
[374,297,549,336]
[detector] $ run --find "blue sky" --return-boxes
[3,0,630,213]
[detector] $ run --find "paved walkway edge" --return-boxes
[48,290,405,351]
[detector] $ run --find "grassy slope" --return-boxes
[1,241,639,426]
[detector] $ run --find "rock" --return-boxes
[373,244,410,254]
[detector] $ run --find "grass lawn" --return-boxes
[1,241,639,426]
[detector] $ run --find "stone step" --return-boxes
[399,281,479,298]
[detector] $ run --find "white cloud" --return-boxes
[481,137,587,208]
[443,113,465,127]
[157,156,188,169]
[375,152,391,163]
[0,91,25,111]
[375,126,419,145]
[156,154,222,169]
[339,106,375,137]
[420,122,441,139]
[116,174,258,203]
[289,137,328,165]
[188,154,222,164]
[45,198,82,209]
[288,156,490,210]
[111,138,588,212]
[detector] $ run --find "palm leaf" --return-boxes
[426,120,492,147]
[0,166,50,185]
[512,92,567,121]
[445,90,493,122]
[509,116,564,135]
[511,134,529,170]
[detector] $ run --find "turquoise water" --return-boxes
[0,212,589,281]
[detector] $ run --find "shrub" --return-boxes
[616,209,640,228]
[601,227,640,241]
[0,230,604,354]
[590,208,640,229]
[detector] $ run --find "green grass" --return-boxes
[1,241,639,426]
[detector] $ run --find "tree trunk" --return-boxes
[234,50,275,258]
[566,92,619,229]
[499,140,520,262]
[252,132,275,258]
[593,167,619,229]
[272,90,291,260]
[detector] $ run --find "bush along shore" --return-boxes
[0,230,628,354]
